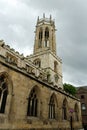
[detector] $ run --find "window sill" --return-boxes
[0,113,6,117]
[27,116,40,120]
[26,116,40,124]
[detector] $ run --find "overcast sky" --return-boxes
[0,0,87,87]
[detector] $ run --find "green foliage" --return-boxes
[63,83,77,96]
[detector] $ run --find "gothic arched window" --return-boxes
[54,61,58,73]
[49,94,56,119]
[38,28,43,48]
[33,58,41,68]
[0,75,8,113]
[39,28,43,40]
[45,27,49,39]
[44,27,49,47]
[74,103,79,121]
[27,88,38,117]
[62,99,67,120]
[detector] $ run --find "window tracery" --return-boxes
[62,99,67,120]
[27,88,38,117]
[49,94,56,119]
[44,27,49,47]
[38,28,43,48]
[33,59,41,68]
[0,76,8,113]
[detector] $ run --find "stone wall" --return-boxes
[0,62,82,130]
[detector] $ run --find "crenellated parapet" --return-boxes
[0,40,24,58]
[36,14,55,28]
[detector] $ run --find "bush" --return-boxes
[63,83,76,96]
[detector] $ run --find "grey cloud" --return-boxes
[0,0,87,86]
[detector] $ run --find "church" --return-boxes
[0,15,82,130]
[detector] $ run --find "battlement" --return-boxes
[36,14,55,27]
[0,40,24,58]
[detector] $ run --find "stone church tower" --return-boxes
[28,14,63,89]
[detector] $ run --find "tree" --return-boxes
[63,83,77,96]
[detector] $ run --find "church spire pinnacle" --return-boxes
[43,13,45,18]
[50,14,52,20]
